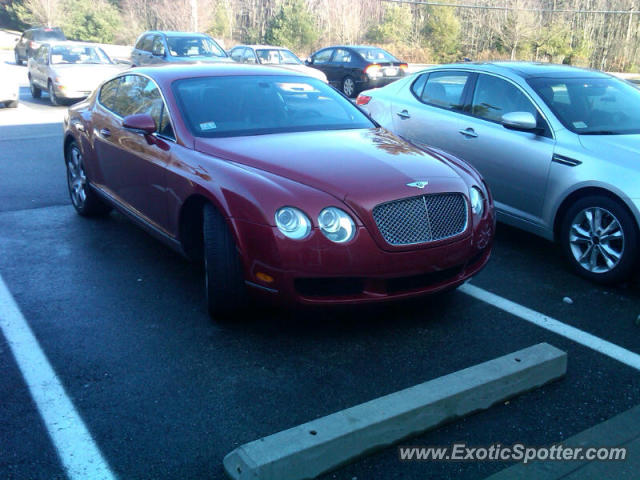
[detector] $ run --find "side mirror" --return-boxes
[501,111,537,131]
[305,57,312,65]
[123,114,156,135]
[152,48,165,57]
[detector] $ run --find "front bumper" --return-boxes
[53,83,92,100]
[233,211,494,306]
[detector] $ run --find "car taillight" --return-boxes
[356,94,371,106]
[365,64,381,77]
[399,63,408,72]
[29,41,39,49]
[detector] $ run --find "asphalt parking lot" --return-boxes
[1,51,640,480]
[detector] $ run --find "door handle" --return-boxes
[459,128,478,138]
[99,128,111,138]
[396,109,411,119]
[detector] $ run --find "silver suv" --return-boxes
[359,62,640,283]
[130,31,229,67]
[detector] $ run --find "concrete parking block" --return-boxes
[223,343,567,480]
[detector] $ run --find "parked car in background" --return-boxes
[305,45,407,97]
[14,27,65,65]
[0,63,19,108]
[62,64,494,318]
[131,31,229,67]
[228,45,327,82]
[358,62,640,283]
[28,42,125,105]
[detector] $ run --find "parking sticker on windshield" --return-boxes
[200,121,217,131]
[573,121,587,129]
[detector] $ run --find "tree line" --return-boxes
[1,0,640,72]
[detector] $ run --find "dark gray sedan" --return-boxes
[130,31,230,67]
[359,62,640,283]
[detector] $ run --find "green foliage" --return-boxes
[422,5,460,61]
[264,0,318,52]
[366,4,413,45]
[59,0,121,43]
[207,1,233,39]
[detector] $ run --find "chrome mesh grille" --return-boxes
[372,193,468,246]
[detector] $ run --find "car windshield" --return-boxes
[166,36,226,58]
[33,29,65,41]
[256,49,301,65]
[528,76,640,135]
[353,47,399,63]
[173,75,374,138]
[50,46,112,65]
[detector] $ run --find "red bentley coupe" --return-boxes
[63,64,495,318]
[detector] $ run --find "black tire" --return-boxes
[65,140,111,217]
[203,203,248,319]
[7,100,18,108]
[560,195,638,284]
[29,76,41,99]
[48,80,61,106]
[342,75,357,98]
[14,51,22,66]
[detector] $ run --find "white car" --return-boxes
[28,41,126,105]
[228,45,328,83]
[0,64,19,108]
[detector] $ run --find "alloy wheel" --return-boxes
[569,207,624,274]
[343,78,355,97]
[67,146,87,209]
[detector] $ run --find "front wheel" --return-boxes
[203,204,248,319]
[29,77,41,99]
[560,195,638,284]
[65,141,111,216]
[48,81,61,106]
[6,100,18,108]
[342,76,357,98]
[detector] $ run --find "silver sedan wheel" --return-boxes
[569,207,624,273]
[67,146,87,209]
[343,77,355,97]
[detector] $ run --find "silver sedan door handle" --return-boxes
[396,109,411,119]
[459,128,478,138]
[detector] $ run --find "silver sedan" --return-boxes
[358,62,640,283]
[27,42,125,105]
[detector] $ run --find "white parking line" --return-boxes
[0,275,117,480]
[460,283,640,371]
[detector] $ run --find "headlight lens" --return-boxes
[470,187,485,216]
[275,207,311,240]
[318,207,356,243]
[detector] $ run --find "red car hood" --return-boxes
[194,128,466,205]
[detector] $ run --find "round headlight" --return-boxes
[470,187,485,216]
[318,207,356,243]
[275,207,311,240]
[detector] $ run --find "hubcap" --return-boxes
[569,207,624,273]
[343,78,354,96]
[67,147,87,208]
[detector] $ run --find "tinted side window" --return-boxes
[410,74,428,98]
[99,77,122,112]
[333,48,352,64]
[472,74,537,122]
[134,36,145,50]
[151,36,165,56]
[140,35,153,52]
[420,71,471,110]
[313,49,333,64]
[243,49,257,64]
[230,47,245,62]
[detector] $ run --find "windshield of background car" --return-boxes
[173,75,374,137]
[256,49,301,65]
[166,37,226,58]
[33,29,65,41]
[529,76,640,134]
[50,46,111,64]
[353,47,399,63]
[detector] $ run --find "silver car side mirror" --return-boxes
[501,111,537,131]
